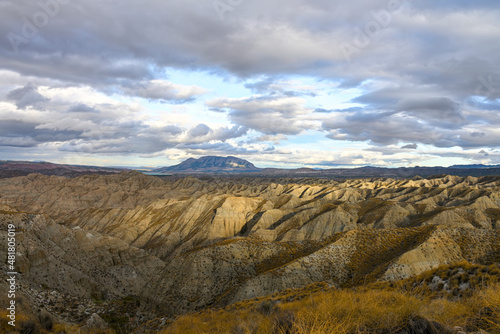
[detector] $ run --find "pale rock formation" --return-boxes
[0,173,499,320]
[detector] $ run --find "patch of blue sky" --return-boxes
[164,68,253,99]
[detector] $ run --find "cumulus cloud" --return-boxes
[0,81,248,156]
[122,80,207,103]
[0,119,82,147]
[207,96,316,135]
[188,124,211,137]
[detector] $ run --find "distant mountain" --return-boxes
[0,160,126,178]
[450,164,500,169]
[153,156,260,173]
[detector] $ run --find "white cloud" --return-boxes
[122,80,208,102]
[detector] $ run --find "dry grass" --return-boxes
[0,310,37,333]
[160,308,272,334]
[160,277,500,334]
[285,289,420,334]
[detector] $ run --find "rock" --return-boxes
[83,313,109,331]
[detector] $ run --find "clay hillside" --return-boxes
[0,172,499,333]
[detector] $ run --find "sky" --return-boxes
[0,0,499,169]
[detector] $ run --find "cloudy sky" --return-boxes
[0,0,499,168]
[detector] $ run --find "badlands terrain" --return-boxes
[0,171,499,332]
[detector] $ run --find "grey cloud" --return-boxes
[0,136,38,148]
[60,136,176,155]
[121,81,207,103]
[0,86,249,154]
[244,77,317,97]
[0,0,498,89]
[163,125,183,135]
[178,142,260,156]
[402,143,418,149]
[213,126,249,142]
[207,96,313,135]
[328,87,491,147]
[324,110,450,146]
[396,97,463,124]
[324,107,500,149]
[68,104,99,113]
[314,108,334,113]
[6,85,49,109]
[184,124,247,142]
[354,90,464,127]
[0,119,83,146]
[189,124,211,137]
[244,77,281,94]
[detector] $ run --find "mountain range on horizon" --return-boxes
[2,157,500,179]
[152,156,500,172]
[154,156,500,172]
[152,156,500,179]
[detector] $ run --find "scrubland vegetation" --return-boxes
[160,262,500,334]
[1,262,499,333]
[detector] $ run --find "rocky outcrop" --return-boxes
[0,212,164,300]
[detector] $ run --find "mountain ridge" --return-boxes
[2,158,500,179]
[151,156,500,178]
[0,160,126,178]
